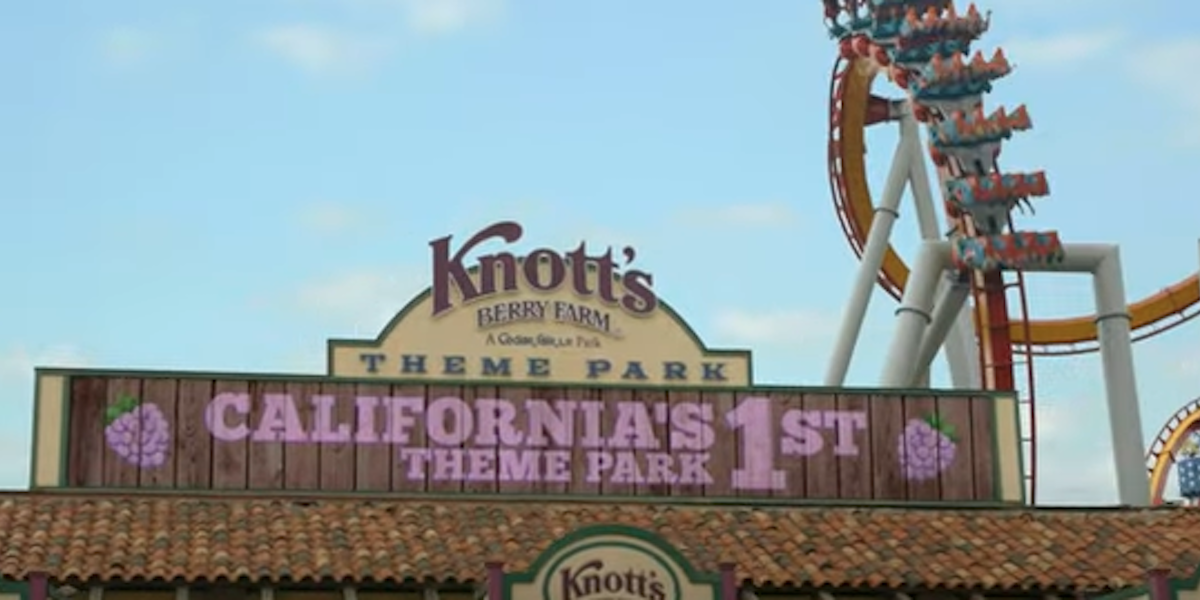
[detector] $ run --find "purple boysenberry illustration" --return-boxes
[897,413,958,481]
[103,394,170,469]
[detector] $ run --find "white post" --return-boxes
[904,115,941,240]
[880,241,950,386]
[905,117,980,389]
[946,301,983,388]
[824,115,914,386]
[1091,248,1150,506]
[912,272,972,385]
[1030,243,1149,506]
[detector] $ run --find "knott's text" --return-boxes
[203,393,868,490]
[429,221,657,318]
[558,560,668,600]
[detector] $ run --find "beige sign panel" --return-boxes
[504,526,719,600]
[326,221,751,387]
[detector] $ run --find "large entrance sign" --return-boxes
[28,219,1024,504]
[502,525,720,600]
[54,374,1021,502]
[326,220,752,387]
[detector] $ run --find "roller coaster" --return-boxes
[816,0,1200,505]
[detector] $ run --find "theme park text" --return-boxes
[429,221,658,324]
[204,393,867,490]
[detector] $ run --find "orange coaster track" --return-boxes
[1148,398,1200,504]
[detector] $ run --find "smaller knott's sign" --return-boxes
[325,220,752,387]
[502,525,720,600]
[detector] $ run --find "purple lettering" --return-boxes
[780,409,825,456]
[544,450,571,481]
[780,409,868,457]
[609,451,645,483]
[398,448,429,480]
[608,401,659,449]
[825,410,867,456]
[669,402,714,450]
[383,396,424,444]
[525,400,575,447]
[565,242,592,296]
[354,396,380,443]
[253,394,308,443]
[523,248,566,291]
[585,451,613,483]
[676,452,714,485]
[466,449,496,480]
[577,401,605,447]
[431,448,464,480]
[427,396,473,446]
[205,392,250,441]
[644,453,676,484]
[473,399,525,446]
[430,221,523,316]
[311,395,351,443]
[429,221,659,317]
[595,248,617,303]
[726,396,786,490]
[498,449,540,481]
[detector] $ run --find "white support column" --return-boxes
[904,113,979,389]
[824,113,914,386]
[904,115,941,240]
[913,272,972,385]
[1091,247,1150,506]
[1028,243,1150,506]
[946,301,983,388]
[880,241,951,386]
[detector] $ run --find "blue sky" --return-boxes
[2,0,1199,504]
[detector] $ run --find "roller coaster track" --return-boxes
[1147,397,1200,504]
[828,56,1200,358]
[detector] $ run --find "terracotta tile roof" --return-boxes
[1,492,1199,592]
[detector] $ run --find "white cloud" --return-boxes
[294,266,428,334]
[296,202,365,235]
[1036,453,1118,505]
[100,27,156,68]
[674,202,801,229]
[1017,399,1121,504]
[1002,31,1125,69]
[0,345,90,384]
[1125,38,1200,146]
[992,0,1118,20]
[398,0,502,36]
[711,309,835,347]
[1027,402,1066,439]
[255,24,391,75]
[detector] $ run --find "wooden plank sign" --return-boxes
[62,374,1020,502]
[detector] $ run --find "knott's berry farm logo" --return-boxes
[325,219,754,386]
[556,559,668,600]
[503,526,720,600]
[429,221,657,340]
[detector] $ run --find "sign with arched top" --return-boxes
[503,525,720,600]
[326,220,752,387]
